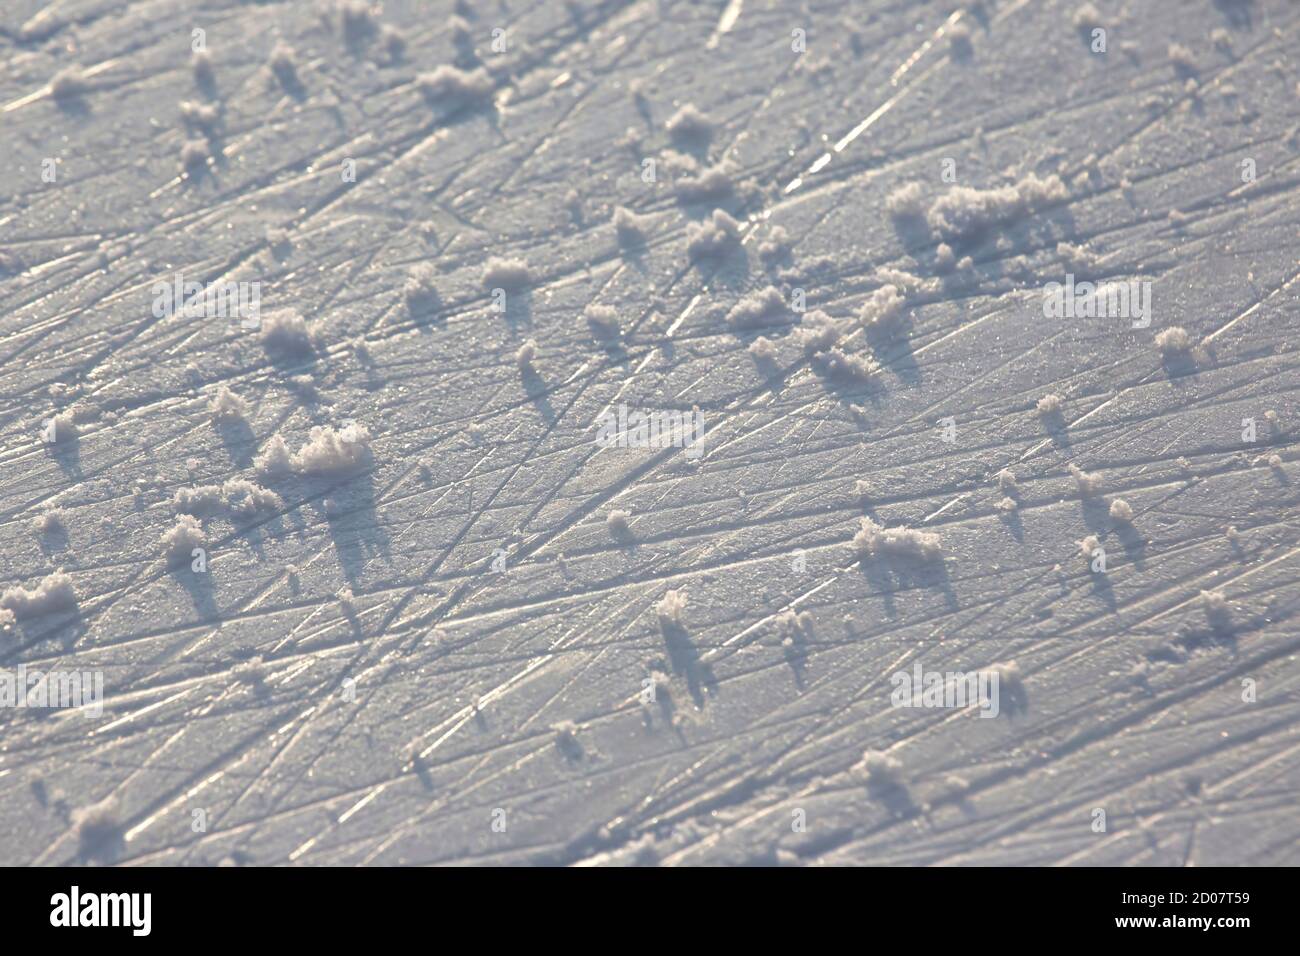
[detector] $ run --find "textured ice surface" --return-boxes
[1,0,1298,867]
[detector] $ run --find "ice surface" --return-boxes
[0,0,1297,867]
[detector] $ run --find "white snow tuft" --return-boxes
[812,347,876,383]
[607,509,632,538]
[339,0,377,46]
[886,182,927,219]
[260,309,314,356]
[417,65,493,103]
[613,206,648,245]
[853,516,942,560]
[552,720,583,756]
[1155,326,1193,355]
[926,173,1067,240]
[208,385,249,423]
[162,515,207,566]
[45,402,98,438]
[219,479,284,516]
[584,304,621,341]
[793,310,841,353]
[666,103,714,142]
[989,660,1023,697]
[180,99,220,129]
[858,284,907,329]
[854,750,903,786]
[725,286,787,329]
[674,163,734,202]
[255,434,293,477]
[379,23,406,62]
[1072,3,1103,29]
[32,508,66,535]
[656,589,687,626]
[686,209,742,259]
[1078,534,1101,561]
[72,795,121,851]
[1068,463,1102,497]
[516,339,537,369]
[874,267,930,297]
[289,422,373,476]
[0,570,78,619]
[758,225,790,262]
[774,609,814,641]
[748,336,778,363]
[483,257,532,291]
[181,138,211,171]
[1057,240,1102,275]
[1200,589,1228,617]
[403,264,439,312]
[1168,43,1198,75]
[934,243,957,271]
[173,484,224,514]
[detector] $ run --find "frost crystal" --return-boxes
[0,570,78,618]
[854,517,942,560]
